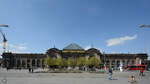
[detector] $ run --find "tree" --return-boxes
[61,59,68,67]
[87,56,102,68]
[44,56,54,68]
[45,56,68,69]
[68,57,76,67]
[56,57,68,67]
[77,57,86,67]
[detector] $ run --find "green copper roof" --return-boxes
[63,43,84,50]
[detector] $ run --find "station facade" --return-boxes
[1,43,148,69]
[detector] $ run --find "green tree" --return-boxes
[56,57,68,67]
[44,56,54,68]
[87,56,101,68]
[77,57,86,67]
[68,57,76,67]
[61,59,68,67]
[45,56,68,69]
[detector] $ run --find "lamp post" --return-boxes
[102,51,107,71]
[138,24,150,65]
[0,24,9,27]
[139,24,150,28]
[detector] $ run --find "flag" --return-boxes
[0,24,9,27]
[0,30,7,42]
[2,33,7,42]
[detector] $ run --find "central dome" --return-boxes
[63,43,84,50]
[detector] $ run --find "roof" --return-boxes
[86,48,101,53]
[2,52,45,57]
[104,53,148,59]
[63,43,84,50]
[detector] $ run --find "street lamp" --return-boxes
[102,51,107,71]
[0,24,9,27]
[139,24,150,28]
[138,24,150,64]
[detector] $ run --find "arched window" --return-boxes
[32,59,35,66]
[122,60,125,65]
[37,59,40,67]
[117,60,120,67]
[17,60,21,67]
[117,60,120,64]
[112,60,115,65]
[132,60,135,64]
[22,60,26,68]
[106,60,109,64]
[27,60,30,68]
[42,59,45,68]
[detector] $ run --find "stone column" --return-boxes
[15,59,18,68]
[129,59,132,65]
[109,59,112,68]
[136,57,141,65]
[124,59,128,68]
[133,60,135,65]
[35,59,37,68]
[22,59,25,68]
[40,59,43,68]
[142,59,146,65]
[25,58,27,68]
[20,59,22,68]
[115,59,117,69]
[30,59,32,68]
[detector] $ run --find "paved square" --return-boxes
[0,69,150,84]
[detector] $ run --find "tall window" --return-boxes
[32,59,35,66]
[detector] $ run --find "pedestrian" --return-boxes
[6,67,9,71]
[31,67,34,73]
[28,67,31,73]
[139,69,144,76]
[19,67,21,70]
[108,68,113,80]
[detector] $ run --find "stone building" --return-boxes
[1,43,148,69]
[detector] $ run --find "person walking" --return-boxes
[28,67,31,73]
[32,67,34,73]
[139,69,144,76]
[108,68,113,80]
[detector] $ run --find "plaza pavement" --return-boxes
[0,68,150,84]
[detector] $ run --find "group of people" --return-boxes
[108,68,145,81]
[28,67,34,73]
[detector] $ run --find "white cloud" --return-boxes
[97,48,102,51]
[8,44,27,50]
[0,43,28,53]
[111,51,116,54]
[85,45,91,50]
[106,35,137,47]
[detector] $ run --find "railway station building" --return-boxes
[1,43,148,69]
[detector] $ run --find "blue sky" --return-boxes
[0,0,150,59]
